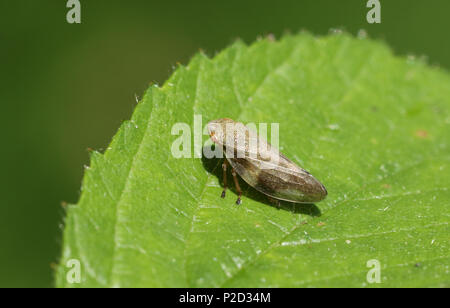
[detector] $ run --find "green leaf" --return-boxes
[56,33,450,287]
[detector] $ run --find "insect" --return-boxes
[207,118,327,205]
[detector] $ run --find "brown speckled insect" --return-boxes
[207,118,327,205]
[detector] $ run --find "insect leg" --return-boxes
[221,159,228,198]
[267,196,281,209]
[231,168,242,205]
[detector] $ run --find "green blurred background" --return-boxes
[0,0,449,287]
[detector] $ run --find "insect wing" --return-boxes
[210,118,327,203]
